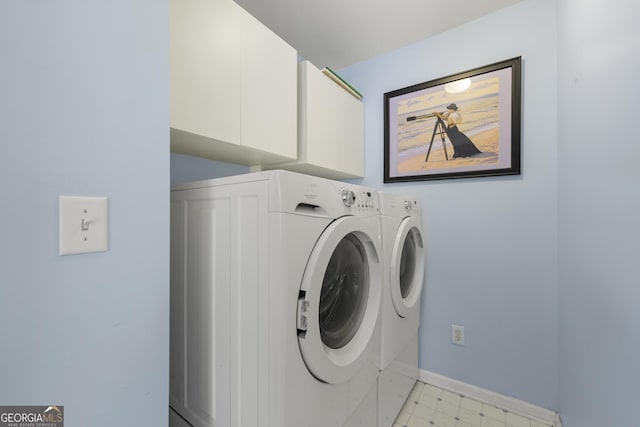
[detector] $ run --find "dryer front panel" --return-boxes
[389,216,425,318]
[297,216,381,385]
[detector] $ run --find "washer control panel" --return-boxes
[341,189,356,207]
[340,188,378,213]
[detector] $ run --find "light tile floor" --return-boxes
[394,381,553,427]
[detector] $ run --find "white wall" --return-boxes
[557,0,640,425]
[339,0,559,410]
[0,1,169,426]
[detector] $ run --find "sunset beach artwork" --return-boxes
[384,57,521,182]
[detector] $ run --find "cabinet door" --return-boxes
[302,61,365,177]
[240,9,297,159]
[171,0,241,145]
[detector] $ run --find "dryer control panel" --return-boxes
[403,200,420,215]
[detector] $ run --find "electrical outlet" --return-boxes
[451,324,465,346]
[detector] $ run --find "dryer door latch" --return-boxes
[297,298,310,332]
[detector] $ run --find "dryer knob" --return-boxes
[342,190,356,207]
[404,201,412,211]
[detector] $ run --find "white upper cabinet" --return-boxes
[239,11,297,158]
[267,61,365,179]
[170,0,297,165]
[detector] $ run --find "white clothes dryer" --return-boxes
[169,170,381,427]
[377,192,425,427]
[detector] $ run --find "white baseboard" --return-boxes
[419,370,562,427]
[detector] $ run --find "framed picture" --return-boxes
[384,57,521,182]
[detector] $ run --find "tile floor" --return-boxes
[394,381,553,427]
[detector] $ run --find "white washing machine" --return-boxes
[169,170,381,427]
[377,192,425,427]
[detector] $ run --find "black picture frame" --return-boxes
[384,57,521,182]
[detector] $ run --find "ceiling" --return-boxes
[233,0,525,70]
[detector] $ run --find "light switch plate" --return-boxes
[59,196,108,255]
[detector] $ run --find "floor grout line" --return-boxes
[393,381,554,427]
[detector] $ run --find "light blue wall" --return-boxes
[557,1,640,426]
[0,1,169,426]
[171,153,249,185]
[339,0,559,410]
[140,0,639,421]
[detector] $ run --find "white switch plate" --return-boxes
[59,196,108,255]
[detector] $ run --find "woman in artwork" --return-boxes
[434,103,482,158]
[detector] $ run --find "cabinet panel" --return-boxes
[303,62,364,177]
[170,0,297,166]
[170,182,269,427]
[265,60,365,179]
[240,9,297,159]
[170,0,241,145]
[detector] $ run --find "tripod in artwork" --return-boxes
[406,113,449,164]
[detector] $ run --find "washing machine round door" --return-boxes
[390,216,424,318]
[297,216,382,385]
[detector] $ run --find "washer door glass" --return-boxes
[297,216,382,385]
[319,233,369,349]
